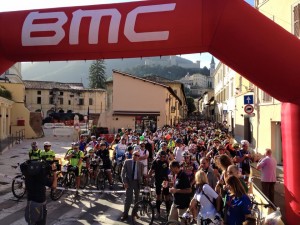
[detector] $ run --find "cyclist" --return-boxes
[114,137,127,165]
[148,151,171,218]
[85,147,99,181]
[64,142,84,194]
[96,142,114,189]
[28,141,42,160]
[40,142,56,162]
[180,151,198,189]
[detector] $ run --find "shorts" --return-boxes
[68,166,81,177]
[25,201,47,225]
[155,182,170,195]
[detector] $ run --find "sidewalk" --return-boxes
[251,163,286,224]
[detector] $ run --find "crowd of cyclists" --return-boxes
[27,120,259,225]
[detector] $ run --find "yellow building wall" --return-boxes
[257,0,292,32]
[1,83,36,138]
[100,72,179,133]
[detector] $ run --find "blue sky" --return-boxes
[0,0,255,68]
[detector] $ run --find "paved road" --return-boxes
[0,128,168,225]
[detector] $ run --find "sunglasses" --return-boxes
[134,154,140,157]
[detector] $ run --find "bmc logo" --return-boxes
[21,3,176,46]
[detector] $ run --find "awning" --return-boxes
[113,111,160,116]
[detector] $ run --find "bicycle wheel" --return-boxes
[79,169,89,189]
[96,170,105,190]
[164,221,181,225]
[12,175,26,199]
[50,177,65,201]
[132,200,154,225]
[68,172,77,189]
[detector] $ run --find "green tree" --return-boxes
[89,59,106,88]
[186,97,196,115]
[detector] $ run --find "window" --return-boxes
[78,99,84,105]
[262,91,272,103]
[89,98,93,105]
[294,4,300,37]
[37,97,41,104]
[49,97,54,104]
[37,90,41,95]
[59,98,63,105]
[68,100,71,105]
[60,92,63,96]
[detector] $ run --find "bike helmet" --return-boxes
[44,141,51,146]
[182,151,191,157]
[160,142,167,148]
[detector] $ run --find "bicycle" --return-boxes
[250,197,271,225]
[131,186,155,225]
[96,159,110,190]
[112,155,124,183]
[50,165,77,201]
[11,163,26,199]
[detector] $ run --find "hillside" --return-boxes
[22,56,207,87]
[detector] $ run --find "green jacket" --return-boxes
[41,149,56,161]
[28,149,42,160]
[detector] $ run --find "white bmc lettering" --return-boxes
[124,3,176,42]
[22,3,176,46]
[22,12,67,46]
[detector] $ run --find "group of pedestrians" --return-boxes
[23,119,278,225]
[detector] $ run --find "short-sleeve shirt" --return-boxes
[150,159,169,182]
[257,156,277,182]
[173,170,191,209]
[69,151,84,167]
[194,184,218,220]
[226,194,252,225]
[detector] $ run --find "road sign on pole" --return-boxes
[244,95,254,105]
[244,104,254,114]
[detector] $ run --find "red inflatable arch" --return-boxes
[0,0,299,222]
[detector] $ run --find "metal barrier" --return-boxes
[0,129,25,153]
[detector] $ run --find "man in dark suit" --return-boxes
[120,150,144,221]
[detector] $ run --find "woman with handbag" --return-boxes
[189,170,223,225]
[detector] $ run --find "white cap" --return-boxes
[241,140,249,146]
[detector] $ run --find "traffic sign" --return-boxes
[244,104,254,114]
[244,95,253,105]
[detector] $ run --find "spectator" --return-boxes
[174,138,186,162]
[224,176,252,225]
[120,150,144,221]
[22,160,58,225]
[199,157,218,189]
[256,148,277,202]
[234,140,253,176]
[189,170,222,225]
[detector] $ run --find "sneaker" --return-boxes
[120,213,128,221]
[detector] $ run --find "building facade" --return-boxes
[23,80,106,118]
[101,70,186,133]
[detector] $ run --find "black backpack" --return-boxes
[20,160,49,176]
